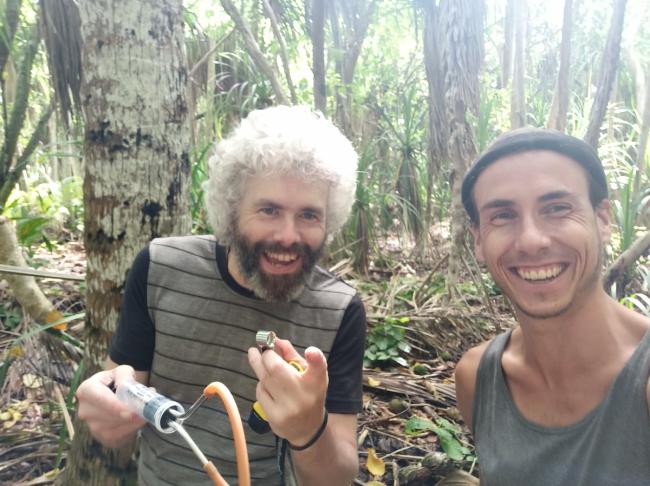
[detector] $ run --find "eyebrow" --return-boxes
[479,199,513,212]
[253,199,325,215]
[538,190,572,202]
[479,190,574,212]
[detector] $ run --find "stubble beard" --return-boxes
[510,238,605,321]
[230,228,324,303]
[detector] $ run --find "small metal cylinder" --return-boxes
[255,330,276,351]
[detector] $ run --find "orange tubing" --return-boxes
[203,382,251,486]
[203,461,229,486]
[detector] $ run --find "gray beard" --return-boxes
[230,230,323,303]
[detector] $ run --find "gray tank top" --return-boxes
[473,329,650,486]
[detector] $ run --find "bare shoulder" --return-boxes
[454,340,492,432]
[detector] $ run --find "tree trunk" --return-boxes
[0,3,60,328]
[440,0,484,298]
[583,0,628,148]
[422,1,448,240]
[501,0,514,89]
[262,0,297,104]
[220,0,289,105]
[0,0,21,77]
[0,217,62,325]
[635,66,650,187]
[0,20,41,193]
[311,0,327,114]
[330,0,376,136]
[62,0,191,484]
[510,0,526,129]
[547,0,573,132]
[604,230,650,295]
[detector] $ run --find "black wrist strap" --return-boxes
[289,409,328,451]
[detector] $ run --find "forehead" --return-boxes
[241,172,329,209]
[473,150,590,205]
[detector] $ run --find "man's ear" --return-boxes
[595,199,611,243]
[470,223,485,263]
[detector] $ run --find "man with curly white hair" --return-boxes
[75,105,366,486]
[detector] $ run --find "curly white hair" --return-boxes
[204,105,359,245]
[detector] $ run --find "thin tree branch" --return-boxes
[0,0,22,76]
[1,20,40,178]
[584,0,627,148]
[219,0,289,104]
[604,230,650,290]
[188,28,233,79]
[0,100,54,209]
[312,0,327,113]
[262,0,297,104]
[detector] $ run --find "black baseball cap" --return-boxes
[461,128,608,224]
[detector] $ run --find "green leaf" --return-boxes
[434,427,467,461]
[376,337,389,350]
[397,341,411,353]
[404,416,436,435]
[436,417,461,434]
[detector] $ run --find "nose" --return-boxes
[514,216,551,255]
[273,215,301,246]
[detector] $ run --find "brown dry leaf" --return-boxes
[366,447,385,477]
[435,469,480,485]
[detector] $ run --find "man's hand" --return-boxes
[248,338,328,446]
[76,364,147,448]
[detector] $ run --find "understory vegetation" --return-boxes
[1,0,649,484]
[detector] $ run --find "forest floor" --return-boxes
[0,239,513,485]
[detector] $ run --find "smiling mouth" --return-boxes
[514,264,566,282]
[264,250,300,267]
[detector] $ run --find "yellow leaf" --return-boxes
[46,309,67,331]
[365,482,386,486]
[366,447,385,477]
[8,345,24,358]
[44,468,61,479]
[23,373,43,389]
[367,377,381,387]
[0,411,11,421]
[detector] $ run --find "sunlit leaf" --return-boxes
[46,309,67,331]
[366,448,385,477]
[8,346,24,358]
[404,415,436,435]
[23,373,43,388]
[367,377,381,387]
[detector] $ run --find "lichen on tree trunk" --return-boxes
[62,0,191,484]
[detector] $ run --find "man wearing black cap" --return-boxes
[454,128,650,485]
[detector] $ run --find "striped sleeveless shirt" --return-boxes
[137,236,356,485]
